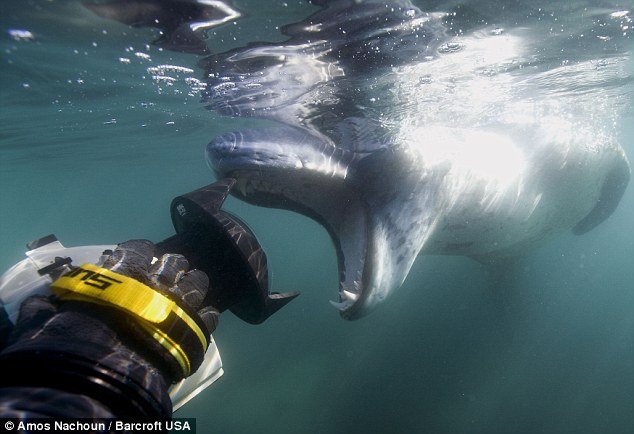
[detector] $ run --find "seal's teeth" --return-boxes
[342,289,358,301]
[330,300,353,311]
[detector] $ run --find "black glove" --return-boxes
[0,240,219,419]
[98,239,220,379]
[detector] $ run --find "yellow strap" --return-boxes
[51,263,174,323]
[137,322,191,377]
[51,263,209,377]
[170,304,208,355]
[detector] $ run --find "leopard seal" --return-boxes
[203,0,631,319]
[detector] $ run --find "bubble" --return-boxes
[438,42,464,53]
[8,29,35,41]
[147,65,194,75]
[610,11,630,19]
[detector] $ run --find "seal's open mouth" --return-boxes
[206,126,430,320]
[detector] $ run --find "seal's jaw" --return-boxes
[207,125,434,320]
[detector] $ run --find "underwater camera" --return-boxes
[0,178,299,410]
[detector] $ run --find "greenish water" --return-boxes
[1,1,634,433]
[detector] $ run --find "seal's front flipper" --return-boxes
[573,157,630,235]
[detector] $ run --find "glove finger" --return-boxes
[18,295,57,321]
[148,253,190,292]
[176,270,209,310]
[10,295,58,342]
[197,306,220,334]
[102,239,155,283]
[0,306,13,348]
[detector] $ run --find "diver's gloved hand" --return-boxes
[0,240,219,418]
[101,239,220,341]
[96,239,220,379]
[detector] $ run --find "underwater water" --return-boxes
[1,0,633,433]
